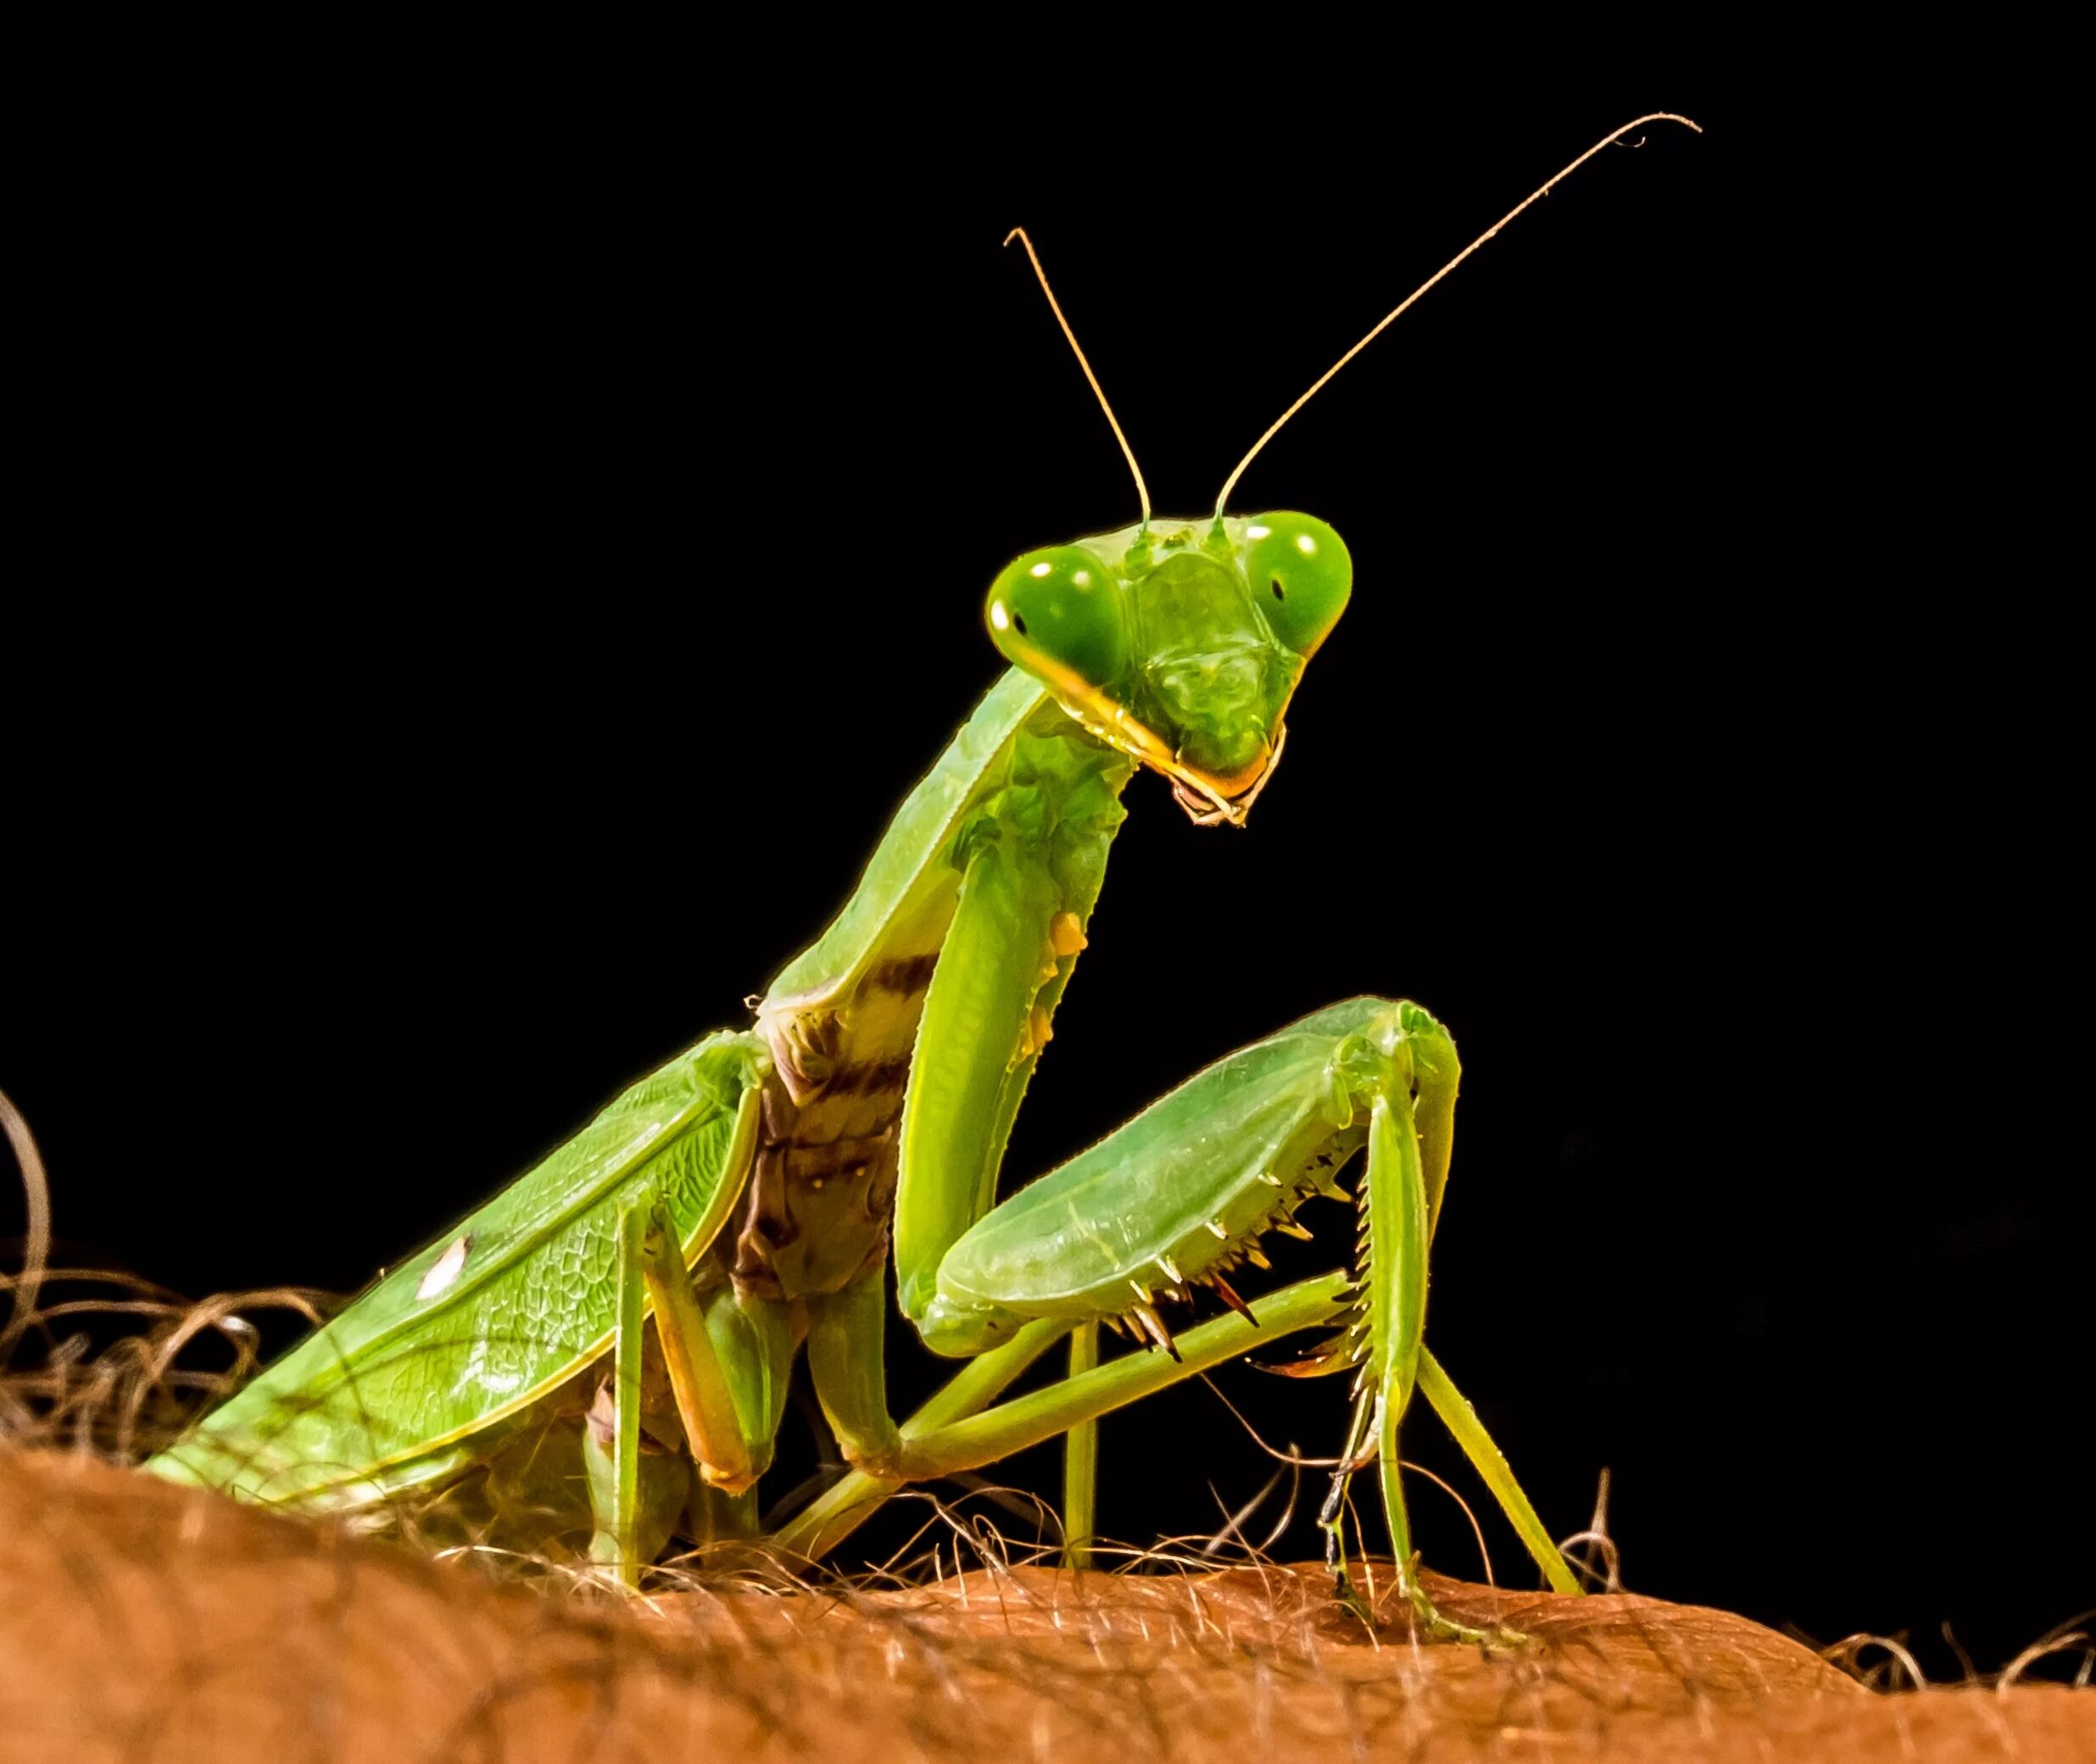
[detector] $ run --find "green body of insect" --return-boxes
[149,118,1695,1633]
[145,508,1568,1635]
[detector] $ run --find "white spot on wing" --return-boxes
[1295,532,1317,555]
[417,1233,472,1301]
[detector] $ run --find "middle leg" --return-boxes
[833,999,1573,1616]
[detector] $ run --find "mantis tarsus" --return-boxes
[147,114,1699,1638]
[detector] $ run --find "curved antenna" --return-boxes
[1215,113,1701,516]
[1006,227,1151,528]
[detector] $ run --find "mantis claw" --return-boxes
[1396,1561,1536,1650]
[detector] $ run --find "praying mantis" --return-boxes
[145,114,1700,1639]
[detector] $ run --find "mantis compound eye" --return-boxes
[1243,512,1352,659]
[986,545,1129,688]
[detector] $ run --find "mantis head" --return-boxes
[985,511,1351,826]
[988,120,1700,821]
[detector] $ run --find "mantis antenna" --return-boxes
[1213,113,1703,517]
[1005,226,1151,528]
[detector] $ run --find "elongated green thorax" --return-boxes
[745,678,1132,1316]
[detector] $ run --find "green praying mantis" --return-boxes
[146,114,1699,1639]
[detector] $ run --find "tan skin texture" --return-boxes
[6,1450,2086,1764]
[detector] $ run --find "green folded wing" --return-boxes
[145,1030,768,1508]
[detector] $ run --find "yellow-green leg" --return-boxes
[1328,1085,1553,1640]
[775,1264,1573,1617]
[1062,1322,1099,1568]
[586,1205,650,1584]
[775,1274,1350,1562]
[1417,1346,1580,1596]
[587,1195,790,1583]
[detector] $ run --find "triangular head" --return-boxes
[985,510,1351,825]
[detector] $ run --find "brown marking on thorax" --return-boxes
[732,951,939,1299]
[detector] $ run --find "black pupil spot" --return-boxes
[1271,578,1286,600]
[1013,613,1028,635]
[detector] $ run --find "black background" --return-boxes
[6,75,2088,1683]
